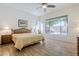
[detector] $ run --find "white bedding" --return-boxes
[12,33,44,50]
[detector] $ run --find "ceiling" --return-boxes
[1,3,78,16]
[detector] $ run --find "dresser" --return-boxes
[1,35,13,44]
[77,37,79,56]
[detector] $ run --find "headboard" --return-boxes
[12,28,31,34]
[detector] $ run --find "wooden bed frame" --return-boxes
[12,28,31,34]
[12,28,45,50]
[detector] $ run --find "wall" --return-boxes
[40,5,79,44]
[0,4,38,29]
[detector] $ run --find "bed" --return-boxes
[12,28,45,50]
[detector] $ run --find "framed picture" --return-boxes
[18,19,28,27]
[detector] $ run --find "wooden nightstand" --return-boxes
[1,35,13,44]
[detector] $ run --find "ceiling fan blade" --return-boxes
[47,5,56,8]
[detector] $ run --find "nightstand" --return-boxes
[1,35,13,44]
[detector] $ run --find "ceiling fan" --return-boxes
[37,3,56,12]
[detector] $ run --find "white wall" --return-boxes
[0,4,38,30]
[40,5,79,44]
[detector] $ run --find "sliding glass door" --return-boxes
[45,15,68,35]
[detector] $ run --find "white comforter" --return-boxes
[12,33,44,50]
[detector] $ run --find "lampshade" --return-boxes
[4,27,10,30]
[0,27,11,35]
[74,27,79,37]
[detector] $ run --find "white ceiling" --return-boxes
[1,3,78,16]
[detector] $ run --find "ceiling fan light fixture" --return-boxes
[42,3,47,9]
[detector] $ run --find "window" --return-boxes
[35,21,43,34]
[45,15,68,35]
